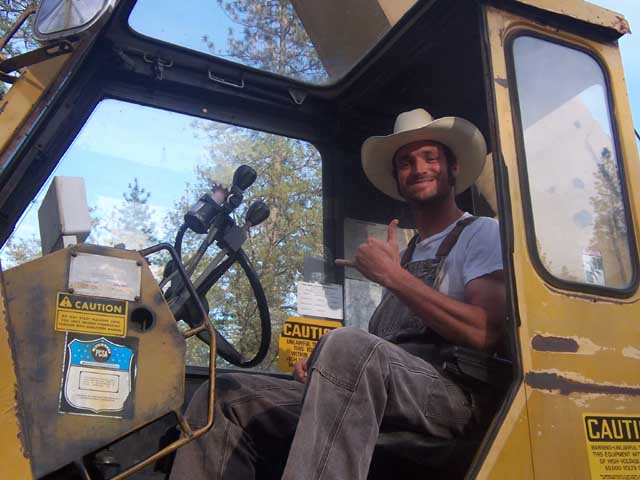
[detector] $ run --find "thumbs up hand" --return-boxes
[335,219,403,288]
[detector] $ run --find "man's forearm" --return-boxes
[384,267,497,351]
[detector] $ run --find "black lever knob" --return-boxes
[245,201,270,228]
[232,165,257,192]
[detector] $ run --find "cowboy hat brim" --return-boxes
[361,116,487,201]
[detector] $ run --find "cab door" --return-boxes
[481,3,640,479]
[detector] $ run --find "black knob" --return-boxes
[232,165,257,192]
[245,201,270,228]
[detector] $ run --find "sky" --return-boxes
[1,0,639,260]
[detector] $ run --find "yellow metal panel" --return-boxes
[475,385,535,479]
[512,0,630,35]
[0,54,71,162]
[485,5,640,478]
[0,269,33,479]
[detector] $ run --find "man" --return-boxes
[170,108,505,480]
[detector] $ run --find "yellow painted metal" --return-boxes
[0,269,32,479]
[0,54,72,162]
[512,0,630,35]
[483,5,640,478]
[476,385,534,479]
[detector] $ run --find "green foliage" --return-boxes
[167,123,323,369]
[1,234,40,268]
[205,0,326,83]
[171,1,326,369]
[0,0,40,96]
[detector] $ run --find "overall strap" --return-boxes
[435,216,478,258]
[400,216,479,267]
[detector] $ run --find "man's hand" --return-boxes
[335,219,403,288]
[293,357,309,383]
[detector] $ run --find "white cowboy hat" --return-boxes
[361,108,487,201]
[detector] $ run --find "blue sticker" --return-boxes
[60,334,137,418]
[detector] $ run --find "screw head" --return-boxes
[134,295,141,302]
[68,288,74,294]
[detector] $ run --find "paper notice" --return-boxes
[296,282,344,320]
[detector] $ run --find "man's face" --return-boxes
[393,140,458,204]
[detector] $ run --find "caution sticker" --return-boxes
[583,413,640,479]
[55,292,128,337]
[278,316,342,373]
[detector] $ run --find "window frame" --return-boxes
[505,30,639,298]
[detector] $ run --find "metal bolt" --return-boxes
[68,288,74,294]
[70,250,77,257]
[134,296,141,302]
[136,260,143,267]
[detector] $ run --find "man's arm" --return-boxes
[336,220,505,352]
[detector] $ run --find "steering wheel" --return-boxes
[175,247,271,368]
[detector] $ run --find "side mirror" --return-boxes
[34,0,117,41]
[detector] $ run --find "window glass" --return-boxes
[129,0,416,85]
[512,35,633,289]
[0,99,323,370]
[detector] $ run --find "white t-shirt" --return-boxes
[407,212,503,302]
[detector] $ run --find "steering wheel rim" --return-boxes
[181,247,272,368]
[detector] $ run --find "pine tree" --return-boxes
[104,178,157,250]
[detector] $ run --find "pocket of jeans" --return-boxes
[425,379,472,426]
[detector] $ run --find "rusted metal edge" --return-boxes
[525,371,640,396]
[0,265,31,463]
[510,0,630,36]
[531,334,579,353]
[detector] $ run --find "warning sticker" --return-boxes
[278,316,342,373]
[55,292,128,337]
[59,333,137,418]
[583,414,640,479]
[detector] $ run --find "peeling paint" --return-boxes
[613,15,631,35]
[532,334,578,352]
[525,370,640,396]
[495,77,508,88]
[622,346,640,360]
[531,333,606,355]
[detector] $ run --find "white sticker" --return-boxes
[297,281,344,320]
[69,253,141,301]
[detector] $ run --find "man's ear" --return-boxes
[451,160,461,177]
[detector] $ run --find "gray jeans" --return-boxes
[170,327,475,480]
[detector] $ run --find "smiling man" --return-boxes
[171,108,506,480]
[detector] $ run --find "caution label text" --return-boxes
[55,292,128,337]
[278,316,342,373]
[584,414,640,480]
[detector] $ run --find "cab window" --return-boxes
[0,98,323,370]
[129,0,416,84]
[510,34,636,291]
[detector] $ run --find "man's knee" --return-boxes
[310,327,385,388]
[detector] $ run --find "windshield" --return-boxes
[0,99,324,371]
